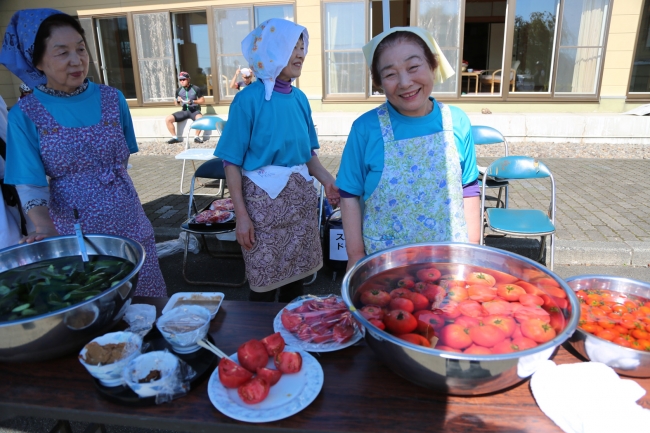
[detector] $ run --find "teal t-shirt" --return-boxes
[5,82,138,187]
[336,99,479,201]
[214,80,319,170]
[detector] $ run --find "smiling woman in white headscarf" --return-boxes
[215,18,339,302]
[336,27,481,272]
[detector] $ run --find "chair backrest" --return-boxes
[509,60,521,80]
[484,156,551,180]
[471,125,505,145]
[194,157,226,180]
[190,116,226,132]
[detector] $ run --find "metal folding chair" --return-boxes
[472,125,509,208]
[479,156,556,270]
[180,158,246,287]
[174,116,226,195]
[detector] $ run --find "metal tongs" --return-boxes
[197,338,228,359]
[73,208,89,262]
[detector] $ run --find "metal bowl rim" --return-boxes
[0,234,145,328]
[342,241,581,361]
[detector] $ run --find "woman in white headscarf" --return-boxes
[215,19,339,302]
[336,27,481,271]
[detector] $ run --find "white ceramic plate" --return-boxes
[273,297,363,353]
[162,292,224,320]
[208,350,323,423]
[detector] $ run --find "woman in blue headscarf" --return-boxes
[0,9,166,297]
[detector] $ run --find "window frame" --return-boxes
[626,0,650,101]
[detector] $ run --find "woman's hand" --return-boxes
[235,213,255,251]
[20,226,59,244]
[324,182,340,209]
[346,251,366,273]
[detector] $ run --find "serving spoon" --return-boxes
[73,208,89,263]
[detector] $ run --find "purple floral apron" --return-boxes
[19,86,166,297]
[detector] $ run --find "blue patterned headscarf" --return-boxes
[0,9,63,88]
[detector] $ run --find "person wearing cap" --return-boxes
[229,67,254,91]
[336,27,480,271]
[215,19,339,302]
[165,71,205,144]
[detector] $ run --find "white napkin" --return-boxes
[531,361,650,433]
[243,164,311,199]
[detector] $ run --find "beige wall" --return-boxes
[601,0,644,97]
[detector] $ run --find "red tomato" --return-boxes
[397,333,432,347]
[482,299,512,316]
[468,285,497,302]
[390,288,413,299]
[492,339,518,354]
[439,324,473,349]
[389,297,415,313]
[531,277,561,288]
[396,278,416,290]
[369,318,385,330]
[416,267,442,283]
[260,332,286,357]
[519,294,544,307]
[384,309,418,334]
[484,315,516,337]
[447,285,469,302]
[469,324,506,347]
[405,292,430,311]
[418,284,446,304]
[218,358,254,388]
[280,309,303,332]
[414,310,446,330]
[511,324,523,340]
[548,308,565,333]
[238,377,270,404]
[490,269,520,284]
[514,306,551,324]
[237,340,269,373]
[516,281,545,296]
[360,305,384,321]
[540,294,568,310]
[439,301,461,319]
[464,344,493,355]
[466,272,496,287]
[454,315,480,329]
[274,351,303,374]
[360,289,391,307]
[520,318,557,343]
[458,300,487,318]
[511,336,538,350]
[496,283,527,302]
[434,344,463,353]
[333,323,355,343]
[538,285,567,299]
[256,367,282,386]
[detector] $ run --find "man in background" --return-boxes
[165,71,205,144]
[230,67,254,91]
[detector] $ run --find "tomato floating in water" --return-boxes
[396,333,432,347]
[389,297,415,313]
[469,323,506,347]
[416,267,442,283]
[360,289,391,307]
[383,309,418,334]
[439,324,473,350]
[360,305,384,321]
[520,318,557,343]
[496,283,526,302]
[466,272,496,287]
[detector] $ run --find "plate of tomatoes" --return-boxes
[273,295,363,352]
[208,344,323,423]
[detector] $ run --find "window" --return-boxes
[629,0,650,93]
[324,2,366,96]
[78,18,101,84]
[172,12,211,97]
[132,12,176,103]
[95,16,137,99]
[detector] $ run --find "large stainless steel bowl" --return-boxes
[341,242,580,395]
[0,234,144,362]
[566,275,650,378]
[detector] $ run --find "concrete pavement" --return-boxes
[129,154,650,268]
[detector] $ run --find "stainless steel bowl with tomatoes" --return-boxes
[341,243,580,396]
[566,275,650,378]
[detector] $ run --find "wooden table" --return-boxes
[1,298,649,433]
[462,71,482,94]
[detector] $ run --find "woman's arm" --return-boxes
[340,196,365,272]
[224,164,255,251]
[229,69,241,90]
[306,155,340,208]
[21,206,58,244]
[464,196,481,244]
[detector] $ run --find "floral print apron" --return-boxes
[363,101,468,254]
[19,86,166,297]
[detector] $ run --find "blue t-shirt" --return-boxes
[5,82,138,186]
[214,80,318,170]
[336,99,479,201]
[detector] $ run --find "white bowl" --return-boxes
[78,331,143,387]
[156,305,211,354]
[123,351,179,398]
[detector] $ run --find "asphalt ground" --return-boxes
[3,154,650,432]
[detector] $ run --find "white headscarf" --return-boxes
[362,26,455,85]
[241,18,309,101]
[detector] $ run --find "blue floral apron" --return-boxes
[19,86,166,297]
[363,101,468,254]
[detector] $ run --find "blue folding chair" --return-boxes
[174,116,227,195]
[479,156,556,270]
[472,125,509,208]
